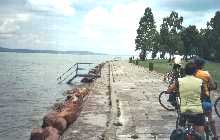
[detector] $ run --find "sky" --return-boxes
[0,0,219,55]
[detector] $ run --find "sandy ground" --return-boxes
[62,60,220,140]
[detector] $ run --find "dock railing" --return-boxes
[57,62,100,84]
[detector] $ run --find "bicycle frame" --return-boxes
[175,98,206,140]
[204,117,214,140]
[176,114,204,140]
[214,96,220,118]
[175,96,181,129]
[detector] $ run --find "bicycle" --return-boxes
[164,64,184,85]
[214,96,220,118]
[160,68,183,111]
[204,81,219,140]
[170,94,203,140]
[174,113,215,140]
[212,82,220,119]
[172,114,210,140]
[172,96,214,140]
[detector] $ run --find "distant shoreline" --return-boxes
[0,47,107,55]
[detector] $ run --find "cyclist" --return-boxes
[192,57,218,140]
[172,52,182,75]
[166,53,183,105]
[167,62,206,139]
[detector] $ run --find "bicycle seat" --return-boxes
[179,112,204,127]
[181,112,203,119]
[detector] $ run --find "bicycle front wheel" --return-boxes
[214,96,220,118]
[159,91,175,111]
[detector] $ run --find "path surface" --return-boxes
[62,61,220,140]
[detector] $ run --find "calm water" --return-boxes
[0,52,126,140]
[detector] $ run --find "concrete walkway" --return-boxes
[62,61,220,140]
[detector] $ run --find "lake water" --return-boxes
[0,52,127,140]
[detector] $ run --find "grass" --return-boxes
[134,59,220,88]
[137,59,171,74]
[204,62,220,87]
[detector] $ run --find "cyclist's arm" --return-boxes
[208,73,217,90]
[167,83,177,94]
[201,81,208,97]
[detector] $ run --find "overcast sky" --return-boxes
[0,0,219,55]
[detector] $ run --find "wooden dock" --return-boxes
[57,62,101,84]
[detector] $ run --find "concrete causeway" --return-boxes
[62,61,220,140]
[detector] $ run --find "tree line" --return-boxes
[135,7,220,62]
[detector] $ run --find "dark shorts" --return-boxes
[179,113,205,126]
[173,64,181,71]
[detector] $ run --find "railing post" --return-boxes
[76,63,78,76]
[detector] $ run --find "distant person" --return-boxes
[167,62,206,139]
[192,57,218,140]
[172,52,182,74]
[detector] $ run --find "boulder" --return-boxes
[44,127,60,140]
[42,112,67,134]
[30,128,45,140]
[57,109,79,125]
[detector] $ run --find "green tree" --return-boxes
[159,18,169,59]
[209,11,220,61]
[210,11,220,34]
[198,29,208,59]
[198,11,220,61]
[159,11,184,61]
[151,31,160,59]
[135,7,157,60]
[197,28,215,60]
[181,25,200,60]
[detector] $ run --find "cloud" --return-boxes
[80,2,147,54]
[0,0,26,5]
[159,0,220,11]
[0,13,31,38]
[27,0,75,16]
[16,13,31,22]
[0,19,20,34]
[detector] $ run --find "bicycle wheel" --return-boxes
[214,96,220,118]
[159,91,175,111]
